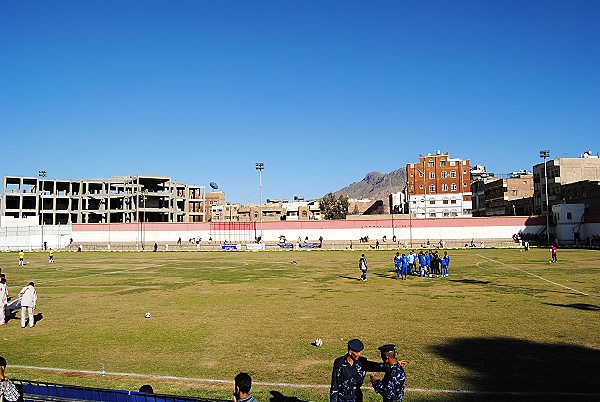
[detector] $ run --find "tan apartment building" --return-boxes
[406,151,472,218]
[533,154,600,215]
[484,174,534,216]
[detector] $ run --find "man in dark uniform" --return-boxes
[330,339,382,402]
[369,344,406,402]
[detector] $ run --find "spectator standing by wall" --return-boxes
[233,372,257,402]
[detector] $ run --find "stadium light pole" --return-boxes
[255,163,264,243]
[38,170,47,250]
[540,150,551,245]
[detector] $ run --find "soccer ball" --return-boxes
[144,312,151,318]
[314,338,323,347]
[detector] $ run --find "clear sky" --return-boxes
[1,1,599,203]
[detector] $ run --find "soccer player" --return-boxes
[18,250,24,267]
[442,251,450,277]
[48,248,54,263]
[551,245,558,263]
[359,254,368,281]
[0,278,7,325]
[418,252,426,277]
[394,252,402,278]
[400,253,409,280]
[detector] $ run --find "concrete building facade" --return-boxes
[2,175,207,225]
[533,155,600,215]
[484,174,534,216]
[406,151,472,218]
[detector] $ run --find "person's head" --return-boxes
[396,252,399,256]
[234,372,252,397]
[378,344,397,365]
[361,254,365,257]
[139,384,154,394]
[29,281,35,287]
[347,338,364,361]
[402,253,405,257]
[1,278,6,284]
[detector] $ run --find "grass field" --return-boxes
[1,248,599,402]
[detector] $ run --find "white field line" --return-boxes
[12,365,600,397]
[476,254,597,298]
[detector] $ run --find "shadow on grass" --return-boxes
[449,279,576,296]
[430,337,600,401]
[269,390,308,402]
[339,276,362,281]
[544,302,600,311]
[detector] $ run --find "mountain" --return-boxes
[331,168,407,209]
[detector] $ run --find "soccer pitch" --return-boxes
[1,248,599,402]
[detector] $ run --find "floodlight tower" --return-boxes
[255,162,264,242]
[38,170,47,250]
[540,150,551,245]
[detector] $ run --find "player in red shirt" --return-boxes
[551,245,558,263]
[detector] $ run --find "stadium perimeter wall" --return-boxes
[67,216,546,245]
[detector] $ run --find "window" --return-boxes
[512,190,518,196]
[430,172,435,179]
[441,160,447,167]
[419,184,424,189]
[429,211,436,217]
[442,184,448,191]
[441,171,447,179]
[450,171,456,178]
[419,172,424,177]
[443,210,450,217]
[451,211,458,217]
[429,200,435,205]
[429,185,435,192]
[451,199,457,204]
[451,183,457,191]
[567,212,572,220]
[428,161,434,167]
[463,169,467,174]
[443,199,449,204]
[464,182,468,187]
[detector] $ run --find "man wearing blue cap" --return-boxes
[330,339,382,402]
[369,344,406,402]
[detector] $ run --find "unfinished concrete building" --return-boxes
[1,175,207,225]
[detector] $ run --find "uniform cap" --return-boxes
[378,344,396,354]
[348,339,364,352]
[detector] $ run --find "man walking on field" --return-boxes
[550,244,558,263]
[359,254,368,281]
[19,282,37,328]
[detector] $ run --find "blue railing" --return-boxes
[13,379,227,402]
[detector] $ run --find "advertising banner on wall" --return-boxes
[246,243,265,251]
[221,243,240,251]
[278,243,295,249]
[299,242,322,249]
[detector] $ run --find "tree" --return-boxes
[320,193,349,220]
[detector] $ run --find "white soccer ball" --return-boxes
[314,338,323,347]
[144,312,151,318]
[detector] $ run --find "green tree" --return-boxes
[320,193,349,220]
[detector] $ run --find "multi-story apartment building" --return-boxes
[533,153,600,215]
[211,200,321,222]
[406,151,472,218]
[484,173,534,216]
[559,180,600,215]
[1,175,206,225]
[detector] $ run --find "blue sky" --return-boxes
[1,1,599,203]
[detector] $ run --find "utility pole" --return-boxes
[255,163,264,242]
[38,170,47,250]
[540,150,551,245]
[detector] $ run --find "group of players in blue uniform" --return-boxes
[393,250,450,280]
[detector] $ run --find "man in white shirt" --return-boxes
[19,282,37,328]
